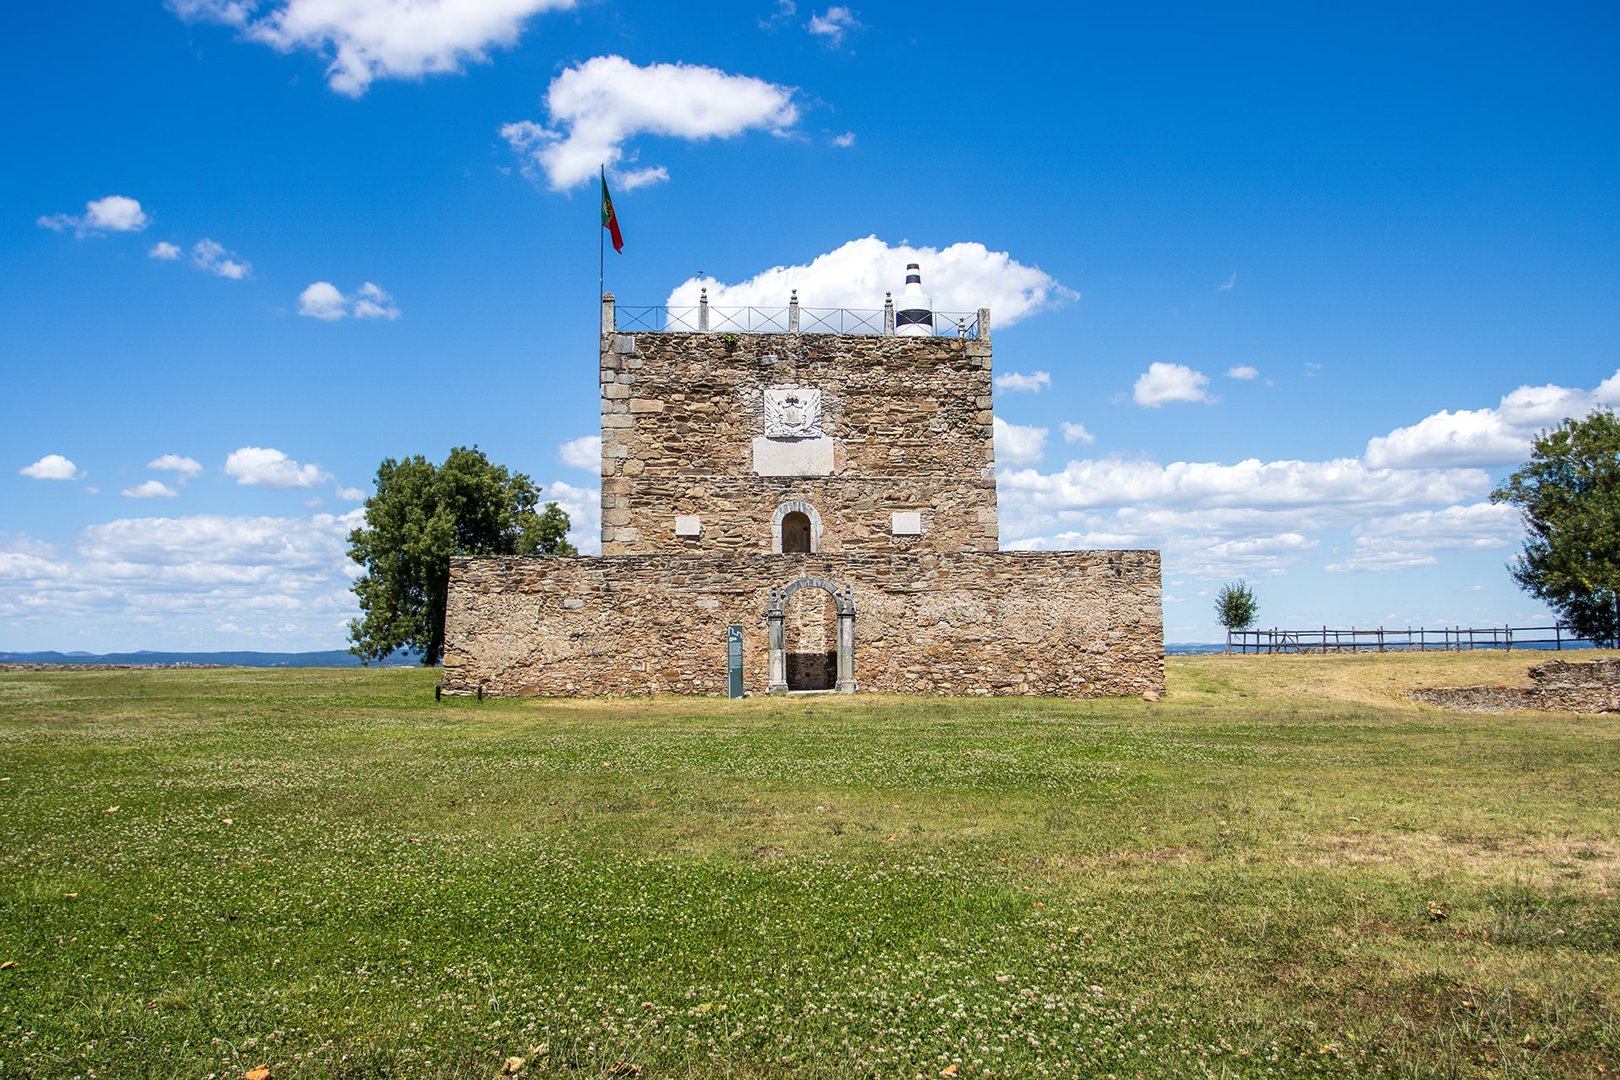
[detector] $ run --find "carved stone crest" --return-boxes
[763,386,822,440]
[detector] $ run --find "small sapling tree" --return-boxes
[1215,580,1260,650]
[347,446,576,665]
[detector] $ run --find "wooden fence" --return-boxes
[1226,624,1599,654]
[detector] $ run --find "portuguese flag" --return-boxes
[601,171,624,254]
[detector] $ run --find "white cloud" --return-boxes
[225,447,331,489]
[1325,502,1522,573]
[149,241,182,260]
[1226,365,1258,380]
[995,370,1051,394]
[351,281,400,319]
[1134,362,1213,406]
[992,417,1048,466]
[665,236,1075,330]
[191,238,251,279]
[298,281,346,320]
[502,55,799,191]
[1218,272,1237,292]
[37,195,150,237]
[831,131,856,148]
[148,453,203,478]
[807,6,859,46]
[1364,369,1620,469]
[170,0,576,97]
[0,511,365,649]
[558,435,602,470]
[1060,421,1096,445]
[1000,457,1487,516]
[336,485,367,502]
[122,480,179,499]
[544,479,599,555]
[20,455,84,481]
[298,280,400,320]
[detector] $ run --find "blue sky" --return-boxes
[3,0,1618,651]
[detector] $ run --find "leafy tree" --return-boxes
[1490,410,1620,647]
[347,446,576,665]
[1215,580,1259,644]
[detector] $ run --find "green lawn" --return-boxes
[1,655,1616,1078]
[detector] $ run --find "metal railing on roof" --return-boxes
[611,291,986,340]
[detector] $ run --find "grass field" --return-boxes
[1,652,1616,1079]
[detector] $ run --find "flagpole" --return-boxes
[598,164,605,302]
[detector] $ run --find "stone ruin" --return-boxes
[1410,658,1620,713]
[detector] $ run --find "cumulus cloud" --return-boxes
[336,485,367,502]
[20,455,84,481]
[1325,502,1522,573]
[665,236,1075,330]
[0,511,365,649]
[122,480,179,499]
[298,281,399,320]
[1001,457,1487,516]
[993,418,1048,467]
[170,0,575,97]
[1226,365,1258,380]
[225,447,331,489]
[502,55,799,190]
[557,435,601,471]
[351,282,400,319]
[831,131,856,148]
[543,479,599,554]
[148,453,203,478]
[38,195,150,237]
[149,241,182,260]
[191,238,251,279]
[1134,362,1214,406]
[807,6,859,46]
[1365,370,1620,469]
[1060,421,1096,445]
[995,370,1051,394]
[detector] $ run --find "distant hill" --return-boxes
[0,649,421,668]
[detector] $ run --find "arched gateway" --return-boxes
[765,577,856,694]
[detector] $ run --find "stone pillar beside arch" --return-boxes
[766,577,856,694]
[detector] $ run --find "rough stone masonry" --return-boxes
[442,292,1165,697]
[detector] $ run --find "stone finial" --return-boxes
[789,288,799,334]
[978,307,991,342]
[883,291,895,336]
[698,287,709,332]
[601,292,616,335]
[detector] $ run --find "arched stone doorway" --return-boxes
[765,576,856,694]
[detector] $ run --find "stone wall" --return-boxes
[443,550,1163,698]
[600,329,998,555]
[1410,658,1620,713]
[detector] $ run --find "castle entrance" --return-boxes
[765,577,856,694]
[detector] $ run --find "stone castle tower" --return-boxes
[442,277,1163,697]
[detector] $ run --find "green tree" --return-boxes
[347,446,576,665]
[1215,580,1259,647]
[1490,410,1620,647]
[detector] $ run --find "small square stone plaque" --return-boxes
[891,511,922,536]
[674,515,702,537]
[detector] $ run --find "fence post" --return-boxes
[698,287,709,332]
[788,289,799,333]
[1556,624,1563,651]
[883,292,895,335]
